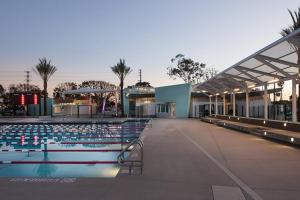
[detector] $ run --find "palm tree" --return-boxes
[281,7,300,121]
[111,59,132,117]
[33,58,57,116]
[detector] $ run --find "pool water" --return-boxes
[0,121,146,177]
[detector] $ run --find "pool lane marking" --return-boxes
[0,160,118,164]
[181,133,263,200]
[0,136,139,140]
[0,141,131,145]
[0,149,130,152]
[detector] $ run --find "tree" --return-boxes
[53,82,78,103]
[111,59,132,117]
[277,81,284,101]
[202,68,218,81]
[79,80,118,111]
[281,7,300,121]
[167,54,206,84]
[33,58,57,116]
[135,81,153,88]
[0,85,5,106]
[8,83,41,93]
[0,84,5,97]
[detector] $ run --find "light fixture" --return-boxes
[291,137,294,142]
[268,79,279,84]
[224,123,226,126]
[237,117,240,120]
[284,123,287,127]
[263,120,266,124]
[224,91,228,94]
[248,84,256,88]
[264,132,267,136]
[229,116,231,119]
[233,88,240,92]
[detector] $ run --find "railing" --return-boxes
[117,138,144,175]
[145,118,153,128]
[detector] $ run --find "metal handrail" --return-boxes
[145,118,153,128]
[117,138,144,175]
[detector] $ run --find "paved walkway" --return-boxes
[1,119,300,200]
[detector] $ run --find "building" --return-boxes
[123,83,284,119]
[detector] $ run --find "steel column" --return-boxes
[223,94,226,115]
[209,96,212,115]
[292,79,297,122]
[232,93,236,116]
[264,85,268,120]
[215,95,218,115]
[246,89,249,118]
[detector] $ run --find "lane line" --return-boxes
[181,133,263,200]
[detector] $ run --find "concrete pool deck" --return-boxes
[0,119,300,200]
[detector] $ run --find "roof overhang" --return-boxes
[63,88,118,95]
[194,28,300,95]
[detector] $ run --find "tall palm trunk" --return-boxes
[297,53,300,121]
[43,80,47,116]
[120,79,124,117]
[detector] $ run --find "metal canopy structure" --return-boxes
[63,88,118,95]
[195,28,300,94]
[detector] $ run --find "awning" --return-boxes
[63,88,118,95]
[195,28,300,94]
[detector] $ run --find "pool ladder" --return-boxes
[117,138,144,175]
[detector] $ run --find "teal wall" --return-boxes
[123,88,130,116]
[155,83,191,118]
[28,98,53,116]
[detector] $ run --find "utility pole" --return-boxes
[138,69,142,83]
[25,71,30,91]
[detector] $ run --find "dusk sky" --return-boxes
[0,0,299,97]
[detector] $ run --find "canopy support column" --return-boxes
[115,91,118,116]
[209,96,212,116]
[264,85,268,120]
[246,89,249,118]
[223,94,226,115]
[292,79,297,123]
[232,93,236,117]
[215,95,218,115]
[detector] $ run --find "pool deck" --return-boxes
[1,119,300,200]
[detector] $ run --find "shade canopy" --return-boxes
[63,88,118,95]
[195,29,300,94]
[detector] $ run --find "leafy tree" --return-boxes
[53,82,78,103]
[135,81,153,88]
[79,80,118,111]
[277,81,284,101]
[33,58,57,115]
[0,84,5,97]
[202,68,218,81]
[281,7,300,121]
[111,59,132,117]
[8,83,41,93]
[167,54,205,84]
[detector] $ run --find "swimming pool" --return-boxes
[0,120,147,177]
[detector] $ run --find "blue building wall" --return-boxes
[155,83,191,118]
[123,88,130,117]
[28,98,53,116]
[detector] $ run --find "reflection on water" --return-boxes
[35,143,58,177]
[0,121,146,177]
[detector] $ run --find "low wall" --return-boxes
[210,115,300,132]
